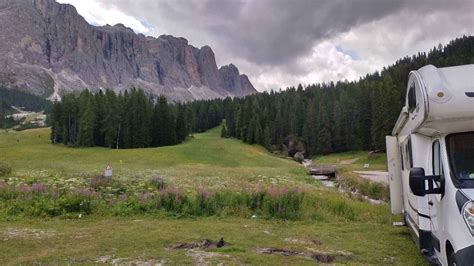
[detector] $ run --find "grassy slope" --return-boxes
[0,128,425,264]
[0,127,306,190]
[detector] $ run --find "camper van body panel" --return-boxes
[388,64,474,263]
[411,134,432,233]
[431,138,474,265]
[397,74,429,137]
[386,136,403,214]
[419,65,474,123]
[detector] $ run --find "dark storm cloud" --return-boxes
[66,0,474,90]
[96,0,473,67]
[97,0,404,64]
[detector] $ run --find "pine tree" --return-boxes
[77,91,96,147]
[128,89,152,148]
[93,90,106,146]
[152,95,176,146]
[175,104,187,143]
[101,90,121,148]
[302,101,318,157]
[221,124,227,138]
[316,101,332,154]
[262,126,271,150]
[50,101,63,144]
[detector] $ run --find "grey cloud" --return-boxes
[97,0,472,66]
[80,0,473,90]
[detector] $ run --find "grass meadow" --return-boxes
[0,127,426,264]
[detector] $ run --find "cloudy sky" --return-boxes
[57,0,474,92]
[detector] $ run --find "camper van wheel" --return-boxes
[447,245,457,266]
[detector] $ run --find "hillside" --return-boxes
[0,0,256,101]
[0,127,425,264]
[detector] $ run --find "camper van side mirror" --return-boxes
[409,167,442,196]
[409,168,427,196]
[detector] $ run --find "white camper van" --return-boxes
[386,64,474,265]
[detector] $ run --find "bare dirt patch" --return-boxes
[172,238,232,264]
[172,238,229,250]
[284,237,322,245]
[1,228,56,240]
[95,255,165,265]
[185,249,230,265]
[257,247,353,263]
[340,157,360,165]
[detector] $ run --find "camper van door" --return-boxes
[430,139,444,253]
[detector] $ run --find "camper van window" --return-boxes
[406,139,413,168]
[407,83,416,113]
[447,132,474,182]
[399,147,404,170]
[432,140,444,185]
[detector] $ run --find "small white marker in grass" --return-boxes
[104,165,112,177]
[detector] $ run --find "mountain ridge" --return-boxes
[0,0,256,101]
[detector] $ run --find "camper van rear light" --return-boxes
[462,202,474,235]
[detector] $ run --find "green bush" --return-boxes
[0,162,11,176]
[58,194,92,214]
[322,197,357,221]
[338,174,389,201]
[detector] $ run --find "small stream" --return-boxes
[304,159,384,205]
[311,175,335,187]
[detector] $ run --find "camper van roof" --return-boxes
[418,64,474,102]
[392,64,474,136]
[416,64,474,134]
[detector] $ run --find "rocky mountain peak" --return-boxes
[0,0,256,101]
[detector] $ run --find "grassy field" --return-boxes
[313,150,387,171]
[0,127,306,191]
[0,127,426,264]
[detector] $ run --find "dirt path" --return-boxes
[352,171,388,184]
[340,157,360,165]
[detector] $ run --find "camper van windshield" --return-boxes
[447,132,474,180]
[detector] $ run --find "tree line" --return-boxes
[215,35,474,157]
[48,86,225,148]
[48,36,474,155]
[0,87,52,129]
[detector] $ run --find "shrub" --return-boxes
[293,152,305,163]
[149,176,165,190]
[322,197,357,221]
[157,186,189,213]
[58,194,92,214]
[262,187,305,219]
[338,174,389,201]
[90,175,112,189]
[0,162,11,176]
[0,181,19,200]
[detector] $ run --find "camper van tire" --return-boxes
[386,64,474,265]
[446,244,456,266]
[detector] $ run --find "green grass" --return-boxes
[0,127,306,190]
[313,150,390,200]
[313,150,387,171]
[0,127,426,264]
[0,217,423,265]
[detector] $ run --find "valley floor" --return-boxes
[0,127,426,264]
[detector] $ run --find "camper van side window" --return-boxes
[408,83,416,113]
[432,141,444,184]
[433,141,441,175]
[399,147,404,170]
[406,139,413,168]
